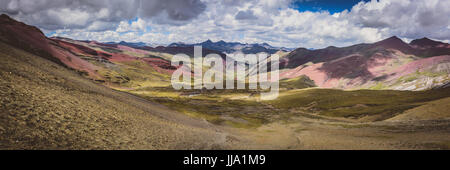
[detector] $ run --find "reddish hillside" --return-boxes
[410,37,449,48]
[0,14,55,62]
[282,36,450,89]
[0,14,101,79]
[409,38,450,57]
[372,36,414,54]
[0,14,179,84]
[54,38,177,74]
[282,43,372,69]
[284,36,450,69]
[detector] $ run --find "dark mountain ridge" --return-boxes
[283,36,450,68]
[169,39,291,54]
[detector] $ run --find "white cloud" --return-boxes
[346,0,450,40]
[115,21,131,33]
[131,18,146,31]
[0,0,203,30]
[2,0,449,49]
[115,18,146,33]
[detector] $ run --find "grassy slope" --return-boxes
[268,88,450,121]
[105,60,172,88]
[279,76,316,90]
[127,74,318,129]
[132,86,273,128]
[53,39,174,89]
[129,83,450,129]
[0,42,224,149]
[388,97,450,121]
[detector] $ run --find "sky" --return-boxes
[292,0,369,13]
[1,0,449,49]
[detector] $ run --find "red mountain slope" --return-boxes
[281,36,450,89]
[0,14,101,79]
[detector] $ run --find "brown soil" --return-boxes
[0,42,230,149]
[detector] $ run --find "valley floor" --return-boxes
[230,113,450,149]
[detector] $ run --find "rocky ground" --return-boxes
[0,42,230,149]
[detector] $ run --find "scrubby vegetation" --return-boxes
[268,88,450,120]
[279,76,316,90]
[0,42,224,149]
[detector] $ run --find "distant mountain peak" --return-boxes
[170,40,289,54]
[410,37,446,47]
[0,13,45,37]
[415,37,432,41]
[0,14,18,24]
[388,35,400,40]
[381,36,404,43]
[0,13,12,20]
[325,46,338,49]
[374,36,410,51]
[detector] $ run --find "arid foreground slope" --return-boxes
[0,42,233,149]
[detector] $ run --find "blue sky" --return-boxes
[293,0,369,13]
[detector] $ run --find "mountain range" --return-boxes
[100,39,292,55]
[168,39,293,54]
[280,36,450,90]
[2,13,450,150]
[105,41,149,48]
[1,14,449,91]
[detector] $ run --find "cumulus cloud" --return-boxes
[0,0,205,30]
[346,0,450,40]
[116,18,146,33]
[0,0,140,30]
[139,0,206,21]
[235,10,258,20]
[1,0,449,49]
